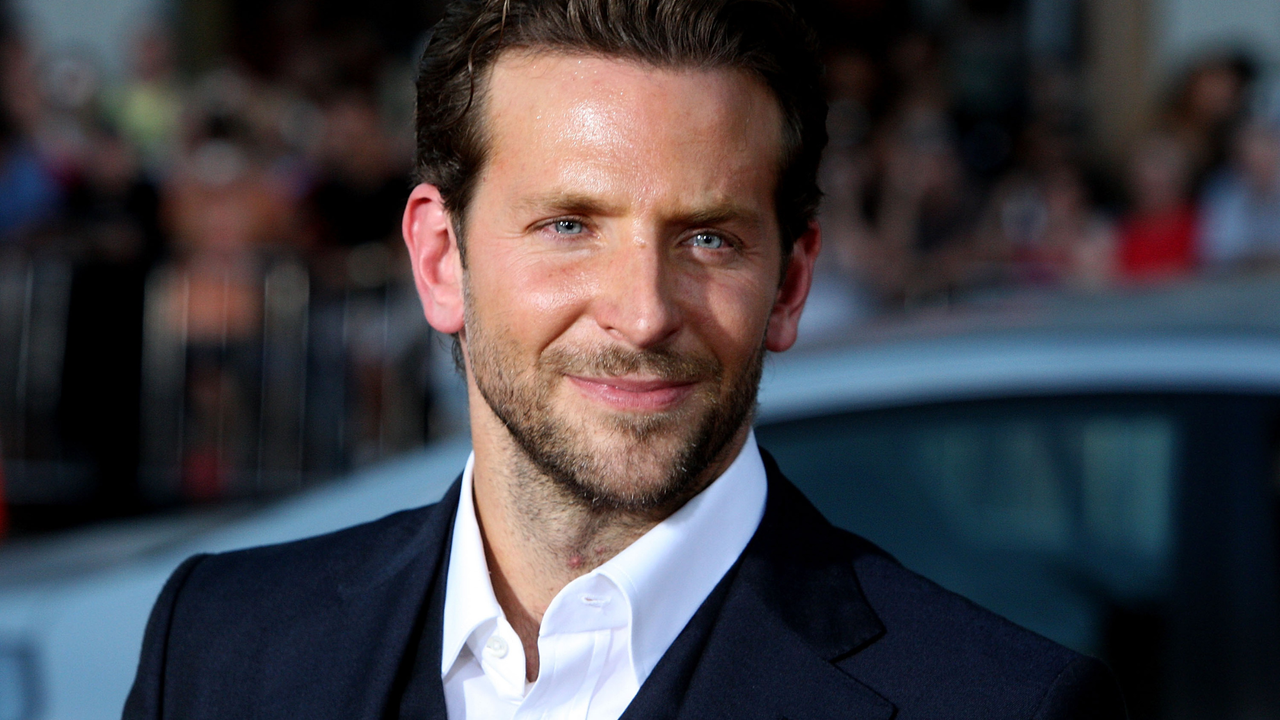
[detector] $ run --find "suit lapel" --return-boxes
[326,477,460,720]
[395,538,454,720]
[671,456,895,720]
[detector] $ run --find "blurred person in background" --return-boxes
[109,21,183,178]
[810,48,881,328]
[0,96,58,242]
[1163,53,1256,192]
[304,89,416,465]
[306,90,410,283]
[983,160,1115,290]
[1116,133,1199,282]
[163,69,302,262]
[986,54,1118,291]
[1200,116,1280,270]
[158,85,302,499]
[41,35,167,516]
[57,118,164,517]
[36,51,108,191]
[0,31,59,244]
[871,99,987,306]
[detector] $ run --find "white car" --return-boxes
[3,276,1280,720]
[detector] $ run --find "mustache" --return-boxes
[542,345,721,382]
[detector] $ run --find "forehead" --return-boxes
[477,51,785,214]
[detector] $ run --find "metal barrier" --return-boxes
[1,248,442,526]
[0,251,90,510]
[138,255,439,504]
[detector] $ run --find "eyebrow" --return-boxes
[516,192,764,228]
[514,193,625,218]
[677,203,763,228]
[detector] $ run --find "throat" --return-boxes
[478,491,656,684]
[472,460,664,665]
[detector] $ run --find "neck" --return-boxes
[473,430,667,614]
[466,393,748,681]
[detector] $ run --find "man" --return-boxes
[125,1,1127,718]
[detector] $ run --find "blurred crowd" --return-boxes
[0,19,414,267]
[813,24,1280,321]
[0,17,416,281]
[0,7,431,531]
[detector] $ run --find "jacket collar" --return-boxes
[667,450,895,720]
[745,449,886,662]
[330,476,461,720]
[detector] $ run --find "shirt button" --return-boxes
[485,635,509,658]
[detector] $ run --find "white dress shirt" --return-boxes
[440,432,768,720]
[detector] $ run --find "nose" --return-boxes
[592,236,680,349]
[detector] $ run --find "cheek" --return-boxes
[525,262,597,318]
[676,271,775,360]
[469,248,595,344]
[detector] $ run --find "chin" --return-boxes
[465,314,765,511]
[517,400,742,511]
[580,424,705,501]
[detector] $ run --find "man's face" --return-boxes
[458,51,799,509]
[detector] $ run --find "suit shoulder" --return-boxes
[131,492,459,717]
[842,545,1122,718]
[177,499,450,610]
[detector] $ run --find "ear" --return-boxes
[402,183,465,334]
[765,221,821,352]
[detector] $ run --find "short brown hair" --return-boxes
[414,0,827,258]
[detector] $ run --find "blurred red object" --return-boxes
[1118,203,1199,280]
[1118,134,1200,281]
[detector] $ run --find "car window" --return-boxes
[913,413,1174,565]
[756,397,1182,656]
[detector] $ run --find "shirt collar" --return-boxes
[440,433,768,683]
[440,452,503,676]
[597,431,767,680]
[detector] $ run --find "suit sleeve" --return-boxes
[1031,656,1128,720]
[121,554,209,720]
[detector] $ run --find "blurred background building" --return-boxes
[1,0,1280,538]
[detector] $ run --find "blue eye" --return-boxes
[690,232,726,249]
[554,220,585,235]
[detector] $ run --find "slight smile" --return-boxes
[567,375,698,412]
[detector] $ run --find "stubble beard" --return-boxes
[465,296,764,514]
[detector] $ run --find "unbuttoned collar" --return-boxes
[440,433,769,686]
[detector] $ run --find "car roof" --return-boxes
[803,275,1280,347]
[757,276,1280,423]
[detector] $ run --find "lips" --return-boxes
[567,375,698,412]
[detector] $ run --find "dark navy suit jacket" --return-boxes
[124,451,1127,719]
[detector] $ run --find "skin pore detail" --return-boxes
[403,50,820,682]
